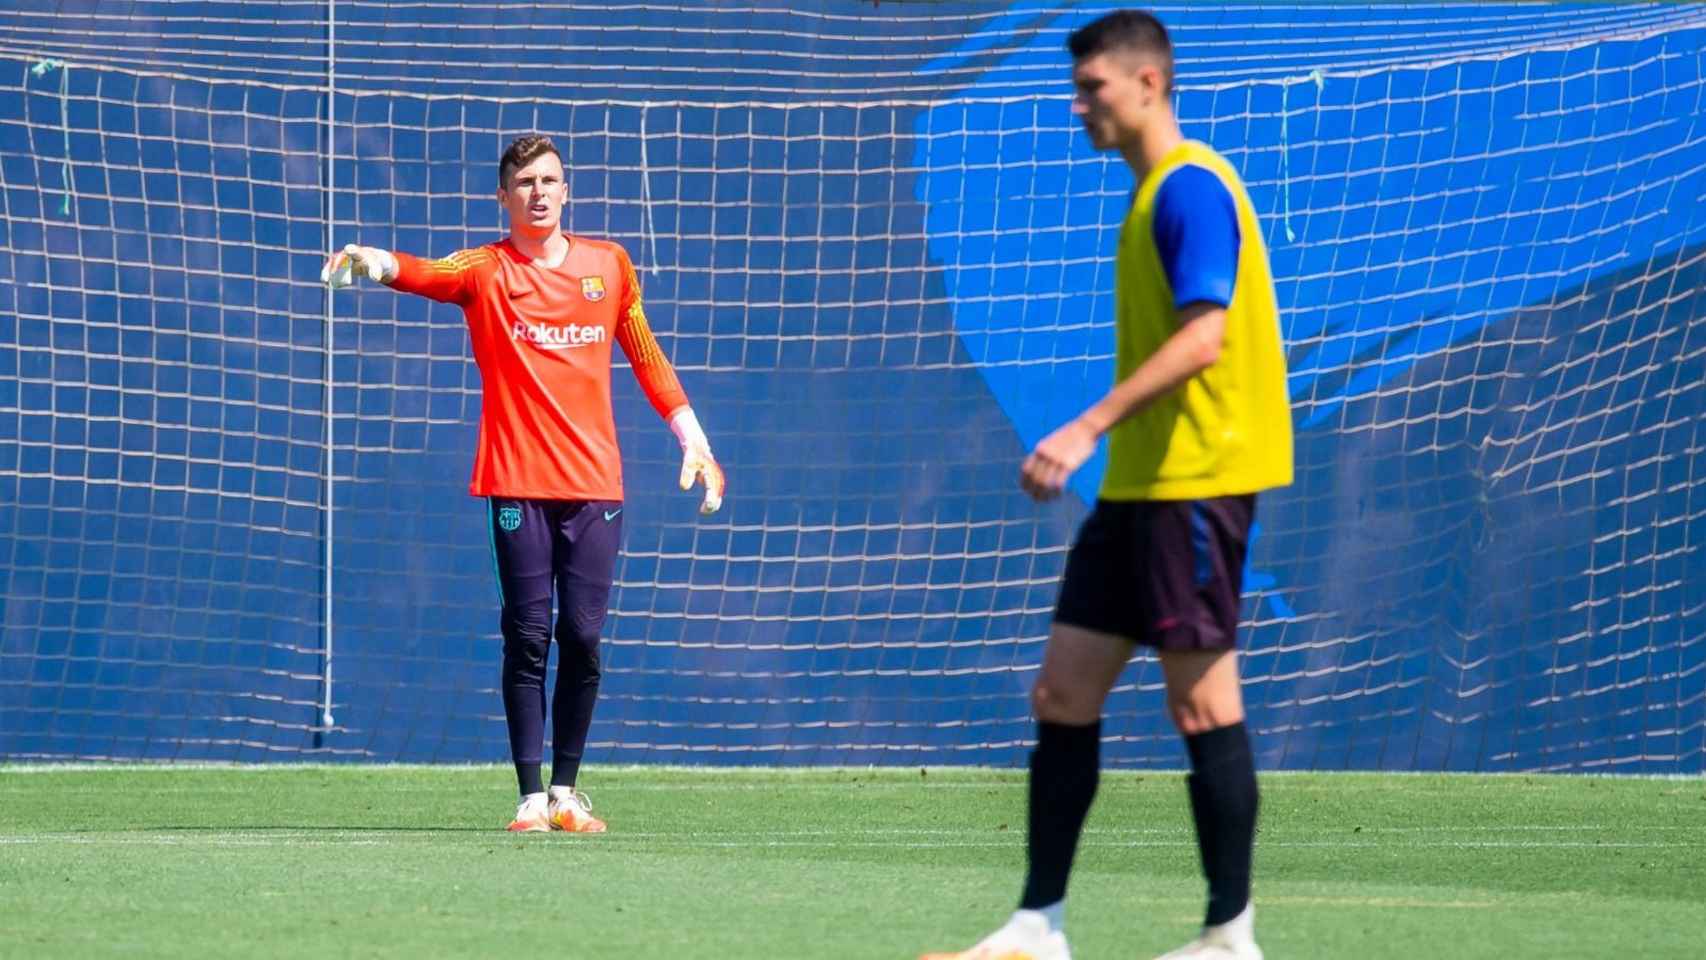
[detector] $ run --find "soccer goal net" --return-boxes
[2,2,1702,772]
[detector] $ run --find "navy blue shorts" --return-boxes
[487,498,624,653]
[1054,495,1255,650]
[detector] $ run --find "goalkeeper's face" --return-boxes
[498,153,568,236]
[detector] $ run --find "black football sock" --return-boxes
[1018,720,1102,910]
[1184,721,1259,926]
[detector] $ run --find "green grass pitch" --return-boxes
[2,766,1702,958]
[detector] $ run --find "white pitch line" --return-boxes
[0,824,1694,839]
[0,832,1695,850]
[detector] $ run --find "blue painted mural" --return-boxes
[2,2,1702,772]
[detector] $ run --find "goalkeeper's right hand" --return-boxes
[321,244,398,288]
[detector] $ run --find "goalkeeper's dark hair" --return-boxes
[1067,9,1174,95]
[498,135,562,190]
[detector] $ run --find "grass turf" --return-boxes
[1,766,1702,958]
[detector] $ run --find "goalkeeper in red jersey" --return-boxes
[322,134,724,833]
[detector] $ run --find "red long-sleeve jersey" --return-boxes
[388,236,688,500]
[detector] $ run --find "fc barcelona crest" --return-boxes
[497,505,522,532]
[580,276,606,302]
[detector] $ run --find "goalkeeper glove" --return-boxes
[321,243,398,288]
[668,407,724,515]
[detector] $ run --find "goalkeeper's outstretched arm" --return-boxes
[322,244,482,304]
[321,244,397,287]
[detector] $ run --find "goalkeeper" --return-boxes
[323,134,724,834]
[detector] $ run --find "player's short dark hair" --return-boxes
[498,135,562,191]
[1067,9,1174,94]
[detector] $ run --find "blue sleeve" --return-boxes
[1151,164,1241,311]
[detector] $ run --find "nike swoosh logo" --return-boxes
[603,509,622,522]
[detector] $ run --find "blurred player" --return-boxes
[922,10,1291,959]
[323,134,724,833]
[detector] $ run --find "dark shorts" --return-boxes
[1054,495,1256,650]
[487,498,624,651]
